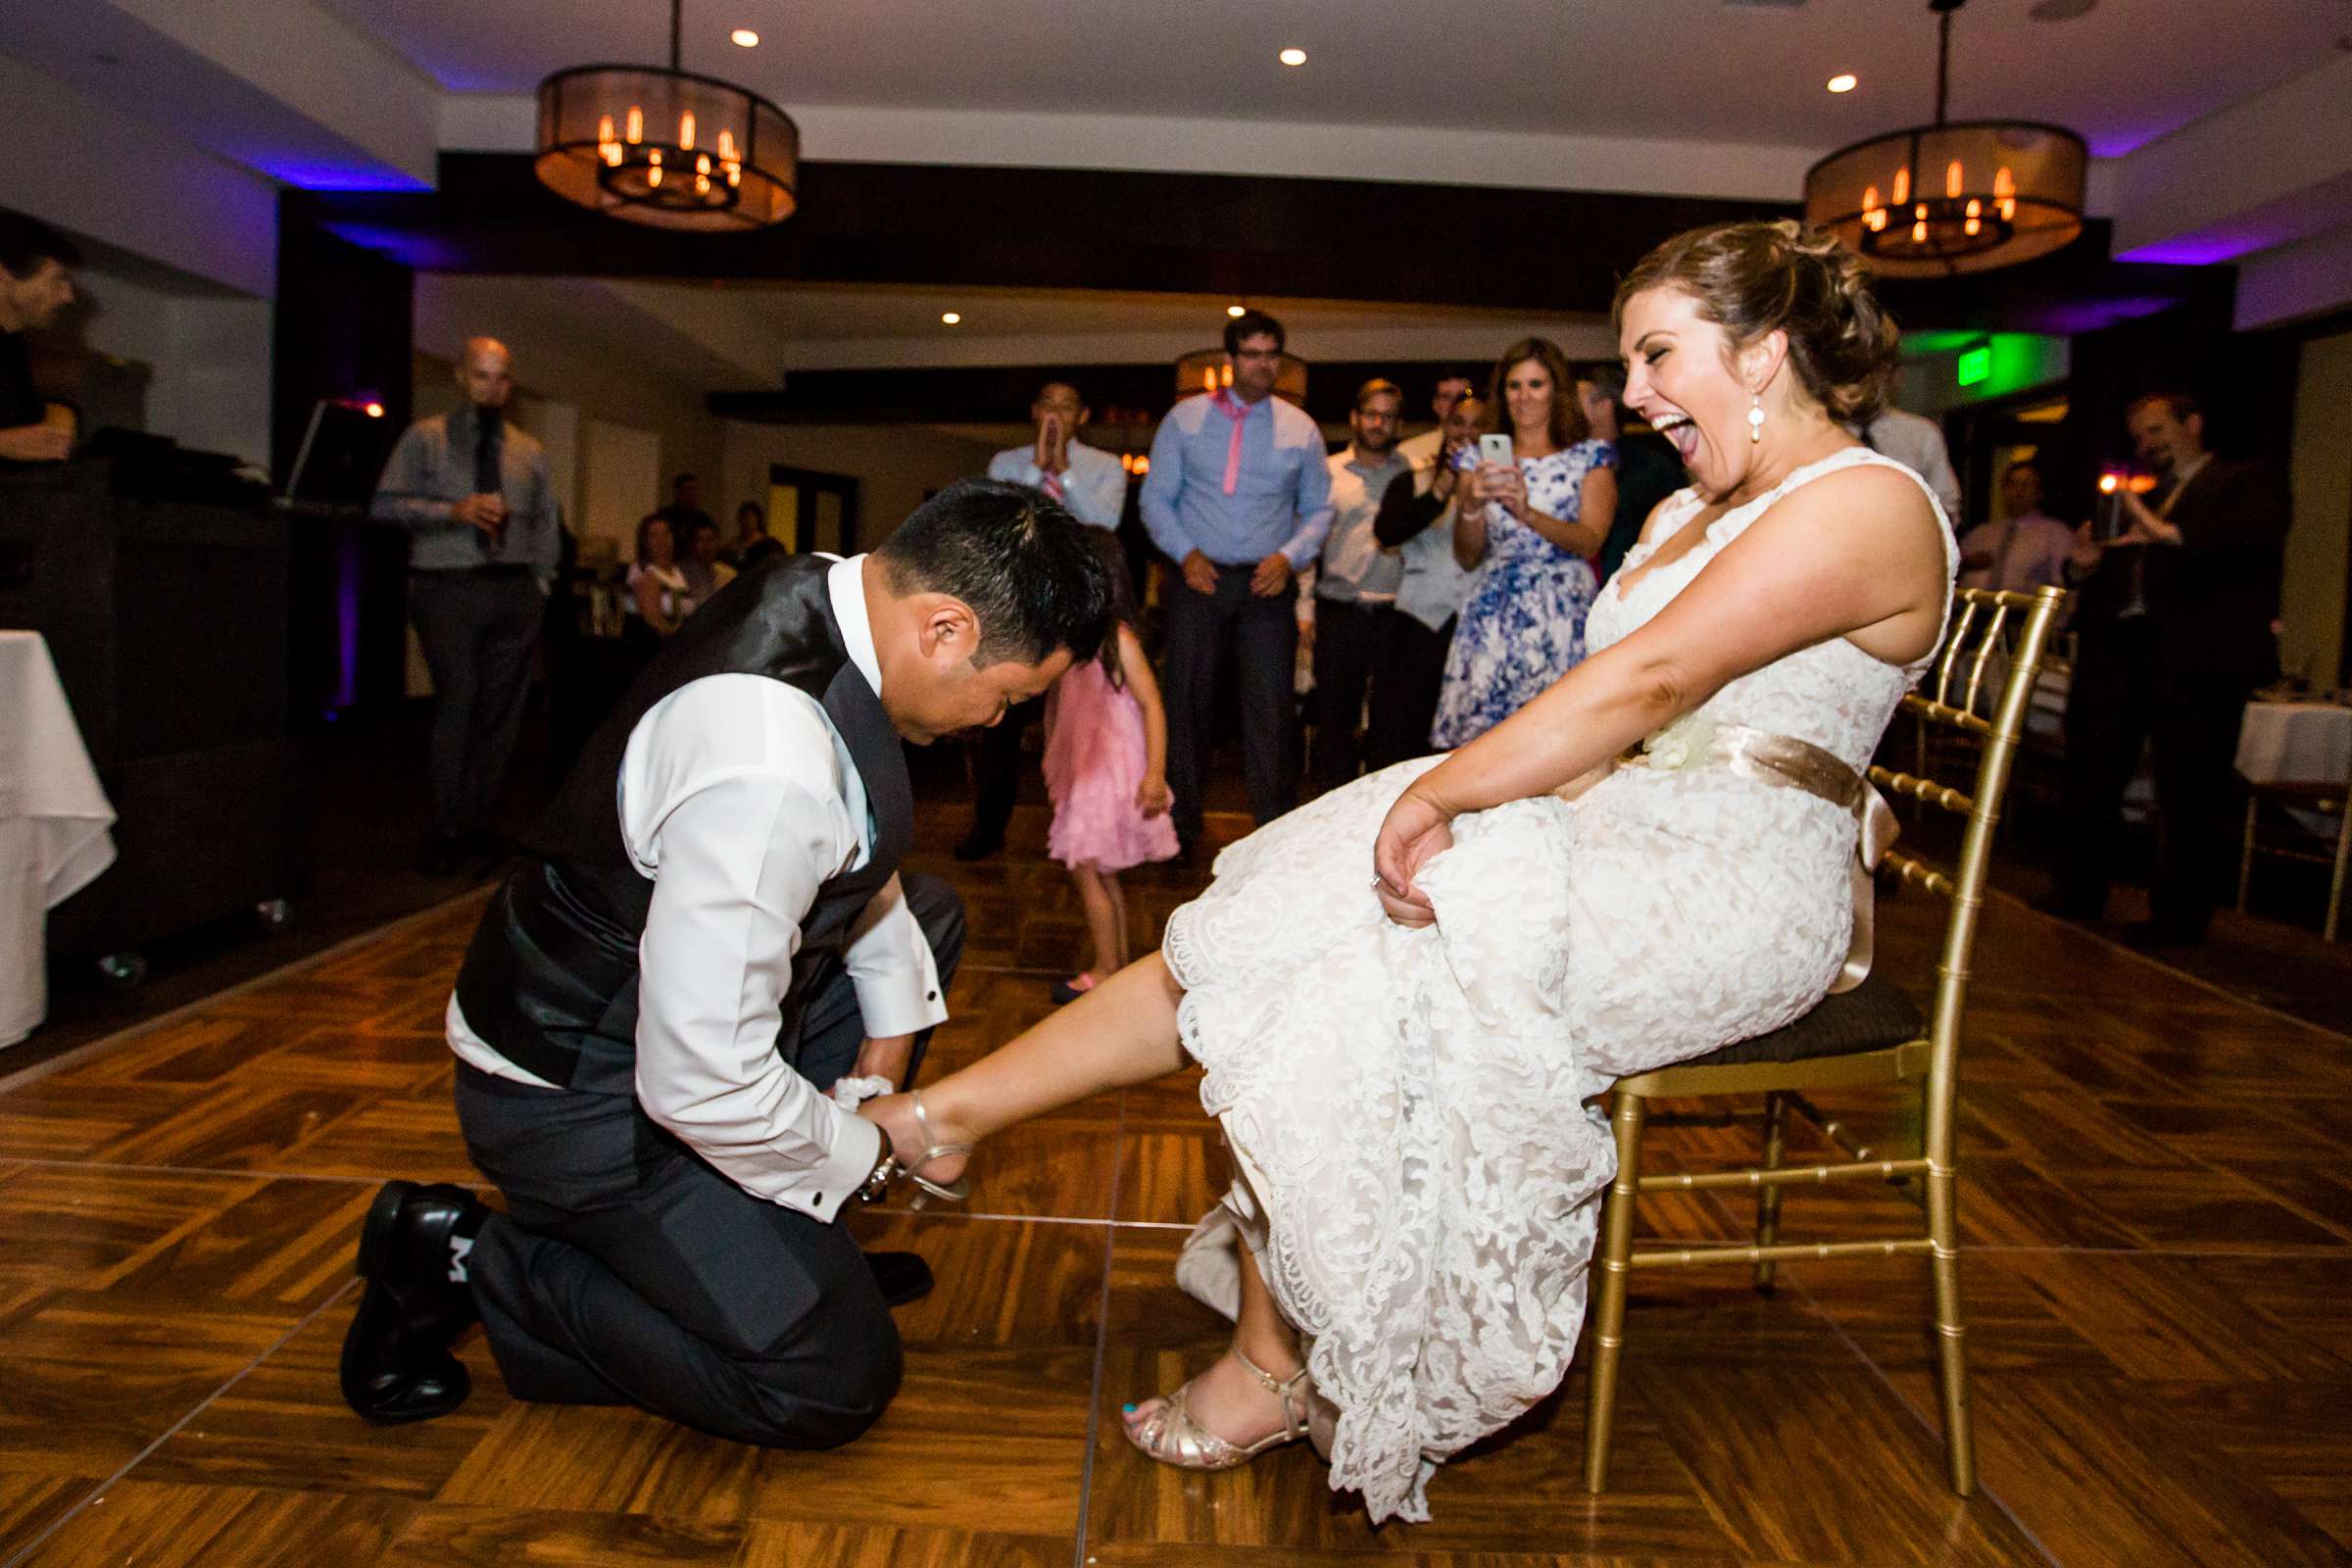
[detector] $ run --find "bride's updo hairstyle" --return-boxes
[1612,220,1900,425]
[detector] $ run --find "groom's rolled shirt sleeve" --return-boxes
[843,872,947,1038]
[627,696,883,1223]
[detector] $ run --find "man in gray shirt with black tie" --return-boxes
[371,336,561,873]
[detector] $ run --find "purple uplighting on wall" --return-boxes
[332,535,364,712]
[320,222,469,270]
[2022,296,2187,336]
[2117,236,2260,267]
[253,160,430,193]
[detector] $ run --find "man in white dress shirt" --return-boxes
[339,480,1112,1446]
[957,381,1127,859]
[1957,458,2075,594]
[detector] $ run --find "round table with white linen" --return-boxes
[2235,700,2352,788]
[2234,698,2352,941]
[1,630,118,1049]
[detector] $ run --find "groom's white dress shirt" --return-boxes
[448,554,943,1222]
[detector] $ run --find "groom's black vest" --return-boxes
[453,553,913,1090]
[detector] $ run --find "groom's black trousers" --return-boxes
[452,872,965,1448]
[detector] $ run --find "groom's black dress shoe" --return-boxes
[340,1180,487,1424]
[863,1250,934,1306]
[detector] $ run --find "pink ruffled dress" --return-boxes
[1043,656,1179,872]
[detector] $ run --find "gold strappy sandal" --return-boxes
[1123,1348,1311,1470]
[857,1091,972,1210]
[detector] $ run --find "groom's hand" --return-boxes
[851,1034,915,1091]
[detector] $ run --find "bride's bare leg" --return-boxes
[864,953,1189,1183]
[1124,1229,1310,1458]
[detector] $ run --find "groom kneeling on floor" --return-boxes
[340,480,1112,1445]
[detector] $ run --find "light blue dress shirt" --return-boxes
[985,438,1128,531]
[1140,391,1334,569]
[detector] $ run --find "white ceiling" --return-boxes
[612,279,1594,346]
[321,0,2345,159]
[429,275,1613,381]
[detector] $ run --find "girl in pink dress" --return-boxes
[1043,532,1177,1002]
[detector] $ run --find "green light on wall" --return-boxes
[1956,343,1992,387]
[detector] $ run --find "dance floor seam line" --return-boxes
[1984,888,2352,1044]
[1070,1092,1127,1568]
[858,1206,1193,1232]
[0,887,490,1099]
[1788,1271,2070,1568]
[0,1276,365,1568]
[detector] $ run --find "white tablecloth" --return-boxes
[2236,701,2352,788]
[2,631,117,1049]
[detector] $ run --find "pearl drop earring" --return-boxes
[1747,390,1765,444]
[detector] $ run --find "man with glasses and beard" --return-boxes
[1305,378,1413,793]
[2052,390,2290,948]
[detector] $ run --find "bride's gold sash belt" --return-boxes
[1618,715,1898,994]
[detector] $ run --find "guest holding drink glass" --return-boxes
[371,336,560,874]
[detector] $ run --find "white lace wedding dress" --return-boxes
[1160,447,1955,1522]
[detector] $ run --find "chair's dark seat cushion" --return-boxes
[1674,968,1926,1070]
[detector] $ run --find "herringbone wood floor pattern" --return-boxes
[2,801,2347,1567]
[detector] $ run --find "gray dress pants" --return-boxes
[409,566,542,840]
[454,871,964,1448]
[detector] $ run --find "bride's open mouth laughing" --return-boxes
[1650,410,1701,468]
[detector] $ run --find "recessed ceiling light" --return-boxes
[941,312,961,325]
[2027,0,2095,20]
[1227,304,1247,318]
[1278,47,1307,67]
[730,27,759,47]
[1827,73,1857,93]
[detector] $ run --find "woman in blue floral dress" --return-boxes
[1430,337,1618,748]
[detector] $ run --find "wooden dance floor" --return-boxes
[3,801,2348,1567]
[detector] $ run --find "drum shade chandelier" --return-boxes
[534,0,799,231]
[1803,0,2084,277]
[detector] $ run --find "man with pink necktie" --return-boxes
[956,381,1129,861]
[1140,311,1335,854]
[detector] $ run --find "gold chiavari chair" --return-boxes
[1581,584,2067,1497]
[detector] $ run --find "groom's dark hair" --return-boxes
[874,478,1113,667]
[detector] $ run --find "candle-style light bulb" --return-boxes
[679,112,696,150]
[625,106,643,143]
